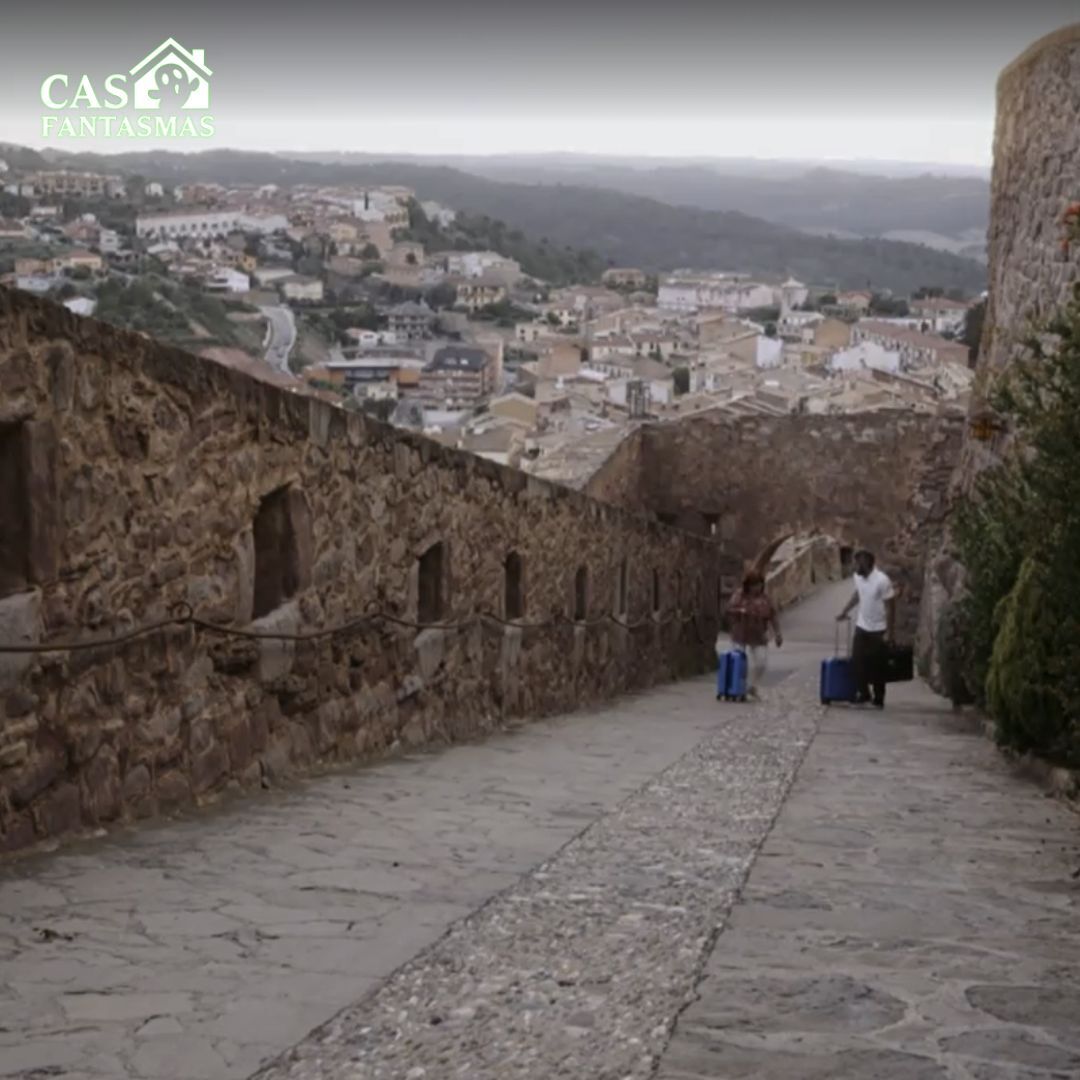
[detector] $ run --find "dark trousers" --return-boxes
[852,628,887,706]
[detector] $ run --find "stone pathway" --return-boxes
[2,615,807,1080]
[657,647,1080,1077]
[2,582,1078,1080]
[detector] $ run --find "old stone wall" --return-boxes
[586,409,964,640]
[920,24,1080,684]
[765,537,843,614]
[0,289,720,853]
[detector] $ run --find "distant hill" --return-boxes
[34,147,987,293]
[296,152,991,256]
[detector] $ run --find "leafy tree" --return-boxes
[672,366,691,395]
[869,293,910,317]
[424,282,458,310]
[360,243,381,261]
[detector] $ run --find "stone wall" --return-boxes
[920,24,1080,684]
[587,409,964,640]
[765,537,844,614]
[0,289,720,853]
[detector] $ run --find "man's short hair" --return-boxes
[855,549,875,566]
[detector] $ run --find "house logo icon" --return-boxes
[130,38,212,111]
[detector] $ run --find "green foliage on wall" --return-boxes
[951,285,1080,765]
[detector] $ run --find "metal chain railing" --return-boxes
[0,599,714,655]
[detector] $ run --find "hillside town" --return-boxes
[0,159,982,487]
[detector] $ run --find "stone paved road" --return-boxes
[3,594,816,1080]
[3,582,1078,1080]
[657,608,1080,1078]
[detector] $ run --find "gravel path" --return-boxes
[252,678,818,1080]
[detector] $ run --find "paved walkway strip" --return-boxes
[0,674,728,1080]
[253,680,817,1080]
[656,679,1080,1080]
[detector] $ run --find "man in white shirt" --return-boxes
[836,549,896,708]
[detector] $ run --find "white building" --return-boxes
[144,181,164,197]
[445,250,521,282]
[238,213,289,235]
[98,228,121,254]
[658,273,776,314]
[755,335,784,369]
[421,200,457,227]
[829,341,902,375]
[909,297,971,335]
[253,266,294,286]
[63,297,97,317]
[280,275,324,302]
[777,309,824,341]
[779,277,809,314]
[136,210,241,240]
[206,268,250,294]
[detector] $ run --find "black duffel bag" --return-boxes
[883,643,914,684]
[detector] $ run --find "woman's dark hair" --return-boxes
[741,570,765,589]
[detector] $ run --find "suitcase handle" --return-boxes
[834,616,853,658]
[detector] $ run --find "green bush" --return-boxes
[950,285,1080,765]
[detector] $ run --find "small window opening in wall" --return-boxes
[617,559,629,617]
[0,422,29,598]
[574,566,588,622]
[704,513,719,536]
[839,545,854,575]
[652,568,661,614]
[674,570,684,612]
[504,551,524,620]
[418,542,446,625]
[252,486,304,619]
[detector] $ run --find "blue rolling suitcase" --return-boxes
[820,618,857,705]
[717,648,749,702]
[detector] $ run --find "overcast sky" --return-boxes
[1,2,1076,164]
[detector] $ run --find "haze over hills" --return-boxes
[296,152,991,261]
[15,145,987,294]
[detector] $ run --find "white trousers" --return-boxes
[716,641,768,689]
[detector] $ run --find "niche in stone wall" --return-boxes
[0,419,58,598]
[652,568,661,614]
[616,559,629,617]
[0,422,29,598]
[252,485,312,619]
[418,541,446,625]
[504,551,524,621]
[574,566,588,622]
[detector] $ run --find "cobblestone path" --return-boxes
[2,583,1077,1080]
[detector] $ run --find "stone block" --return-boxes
[155,769,192,811]
[47,342,75,411]
[11,746,64,808]
[35,781,82,836]
[82,746,121,823]
[191,742,228,796]
[122,762,151,803]
[225,716,254,773]
[0,589,42,691]
[0,811,36,852]
[0,740,29,769]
